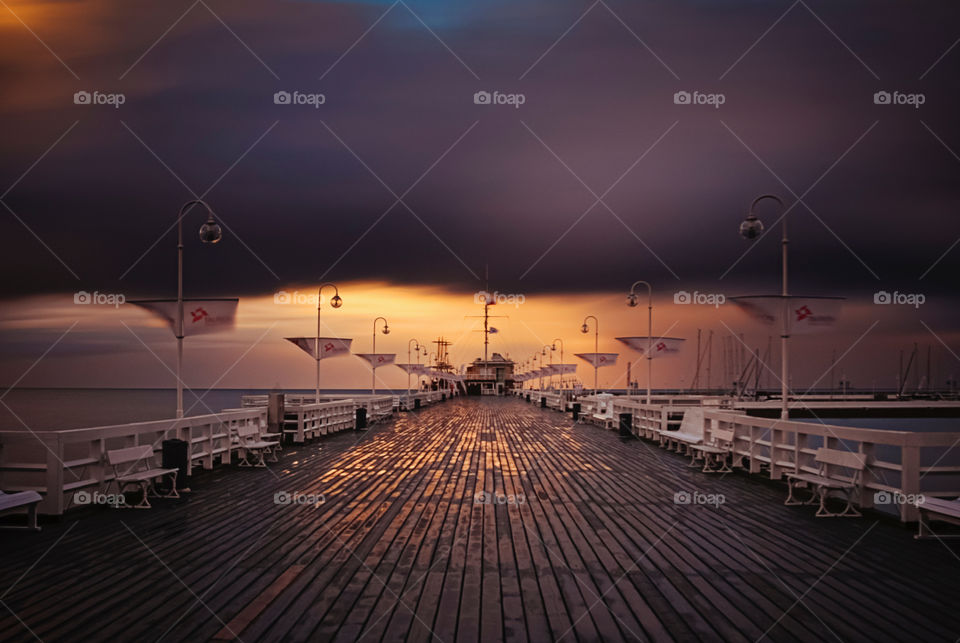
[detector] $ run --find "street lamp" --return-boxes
[315,283,342,401]
[627,280,653,405]
[176,200,222,419]
[542,345,552,390]
[740,194,789,420]
[372,316,390,395]
[581,315,599,393]
[551,338,564,390]
[407,339,424,399]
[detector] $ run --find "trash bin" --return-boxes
[355,407,367,430]
[618,413,634,438]
[540,397,547,408]
[161,439,189,490]
[572,403,581,421]
[414,398,421,409]
[442,393,446,401]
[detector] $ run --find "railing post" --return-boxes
[45,435,65,516]
[900,444,921,522]
[859,442,876,510]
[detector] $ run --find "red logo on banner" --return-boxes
[190,307,209,323]
[377,355,385,363]
[795,305,812,321]
[656,342,666,351]
[324,342,335,353]
[599,356,606,362]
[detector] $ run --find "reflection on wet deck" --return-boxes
[1,398,958,642]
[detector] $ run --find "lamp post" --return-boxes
[740,194,789,420]
[176,200,222,419]
[626,280,653,405]
[581,315,599,393]
[551,338,564,390]
[372,317,390,395]
[407,339,423,399]
[315,283,343,402]
[542,345,553,390]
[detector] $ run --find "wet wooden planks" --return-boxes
[1,397,959,642]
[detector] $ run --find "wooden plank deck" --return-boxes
[1,397,958,642]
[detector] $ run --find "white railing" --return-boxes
[0,408,268,516]
[396,390,445,410]
[283,399,357,443]
[599,400,960,522]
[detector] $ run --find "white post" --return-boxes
[176,209,185,419]
[781,213,789,420]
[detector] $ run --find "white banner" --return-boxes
[130,298,238,337]
[394,363,428,375]
[731,296,843,335]
[574,353,619,368]
[355,353,396,367]
[615,336,685,358]
[555,363,578,375]
[285,337,352,360]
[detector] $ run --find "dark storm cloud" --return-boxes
[0,0,958,302]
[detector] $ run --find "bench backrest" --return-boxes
[814,447,866,485]
[107,445,155,466]
[815,447,867,470]
[236,424,260,439]
[709,428,735,445]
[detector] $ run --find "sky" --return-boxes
[1,0,959,392]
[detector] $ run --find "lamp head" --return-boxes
[626,292,639,307]
[198,215,222,244]
[580,323,589,334]
[330,294,343,308]
[739,214,764,240]
[382,324,390,335]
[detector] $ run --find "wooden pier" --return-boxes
[1,398,958,642]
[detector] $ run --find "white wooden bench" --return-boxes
[689,428,736,473]
[660,408,703,453]
[916,497,960,539]
[107,445,179,509]
[785,447,866,518]
[235,425,279,468]
[0,490,42,530]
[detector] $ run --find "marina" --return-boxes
[2,397,959,642]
